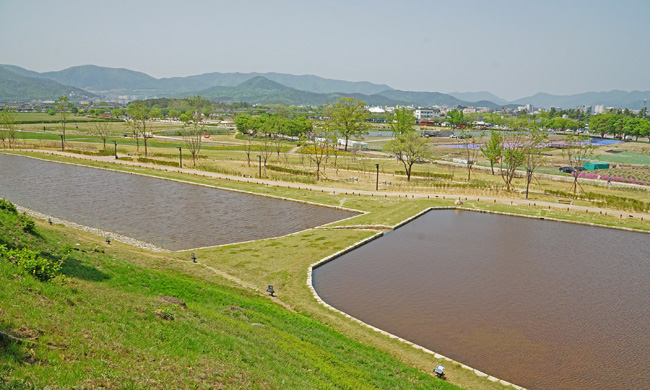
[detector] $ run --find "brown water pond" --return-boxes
[0,154,357,250]
[313,209,650,390]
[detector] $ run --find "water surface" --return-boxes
[313,209,650,390]
[0,154,357,250]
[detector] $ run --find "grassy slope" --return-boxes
[0,207,459,390]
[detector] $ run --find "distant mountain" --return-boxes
[41,65,160,92]
[185,76,400,106]
[0,64,43,79]
[376,89,500,109]
[448,91,508,105]
[0,67,95,102]
[4,64,648,110]
[0,65,393,98]
[512,90,650,110]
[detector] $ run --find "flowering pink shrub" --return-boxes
[577,172,647,186]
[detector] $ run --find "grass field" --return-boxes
[2,125,650,389]
[1,206,465,389]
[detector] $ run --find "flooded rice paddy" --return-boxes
[0,154,357,250]
[313,209,650,390]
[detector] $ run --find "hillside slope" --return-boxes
[0,67,94,102]
[0,202,457,389]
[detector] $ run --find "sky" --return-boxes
[1,0,649,101]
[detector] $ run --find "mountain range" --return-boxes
[1,64,649,110]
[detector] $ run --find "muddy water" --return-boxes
[313,209,650,390]
[0,154,357,250]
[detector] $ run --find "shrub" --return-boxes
[0,199,17,214]
[18,214,37,234]
[266,164,315,176]
[395,171,453,180]
[137,157,179,167]
[0,245,62,282]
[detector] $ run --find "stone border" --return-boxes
[1,152,365,251]
[12,203,168,252]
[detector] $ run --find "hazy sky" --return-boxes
[1,0,649,100]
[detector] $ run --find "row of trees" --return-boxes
[589,114,650,141]
[479,130,593,194]
[125,96,206,165]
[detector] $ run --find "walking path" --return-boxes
[14,149,650,222]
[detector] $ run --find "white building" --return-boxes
[593,104,605,114]
[517,104,535,113]
[338,139,368,149]
[414,107,441,120]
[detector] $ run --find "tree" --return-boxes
[562,134,594,195]
[285,116,312,138]
[0,107,17,149]
[447,109,466,127]
[168,109,180,119]
[308,125,333,181]
[56,96,70,147]
[91,120,111,149]
[182,95,206,167]
[499,132,528,191]
[480,131,503,175]
[127,102,151,156]
[522,128,549,199]
[388,107,415,137]
[589,114,610,138]
[384,132,431,181]
[458,129,481,182]
[327,97,370,151]
[264,115,287,163]
[545,117,579,132]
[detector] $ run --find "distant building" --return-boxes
[368,106,385,114]
[593,104,605,114]
[517,104,535,113]
[415,107,441,120]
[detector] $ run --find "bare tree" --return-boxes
[562,134,594,194]
[309,135,331,180]
[91,120,111,149]
[260,134,273,173]
[56,96,70,148]
[458,129,481,182]
[244,138,254,167]
[182,95,206,167]
[125,119,140,153]
[522,127,549,198]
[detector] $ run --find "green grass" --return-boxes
[4,147,650,390]
[594,151,650,165]
[0,205,460,389]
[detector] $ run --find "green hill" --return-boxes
[41,65,159,92]
[1,65,394,98]
[0,67,94,102]
[181,76,408,106]
[0,201,458,389]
